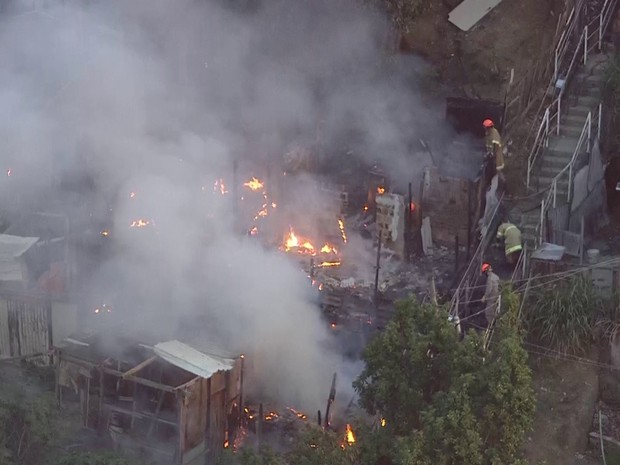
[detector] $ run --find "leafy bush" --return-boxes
[523,274,600,354]
[0,393,56,465]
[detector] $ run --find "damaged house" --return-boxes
[55,333,243,465]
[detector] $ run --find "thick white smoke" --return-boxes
[0,0,479,411]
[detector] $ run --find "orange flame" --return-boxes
[363,204,369,212]
[381,418,386,427]
[130,219,151,228]
[338,219,347,244]
[283,228,315,254]
[320,244,338,254]
[100,230,109,237]
[249,226,258,235]
[287,407,308,420]
[243,177,264,191]
[377,186,385,195]
[345,424,355,444]
[317,261,341,268]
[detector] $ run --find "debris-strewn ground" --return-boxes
[523,351,600,465]
[397,0,562,101]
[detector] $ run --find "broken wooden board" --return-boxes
[448,0,504,31]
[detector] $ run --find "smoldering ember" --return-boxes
[0,0,512,464]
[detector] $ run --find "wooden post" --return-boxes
[85,377,91,428]
[407,182,413,262]
[454,235,460,274]
[55,352,61,407]
[373,232,382,305]
[324,373,337,429]
[317,410,322,426]
[257,403,263,449]
[238,356,244,418]
[176,392,186,465]
[467,182,472,260]
[97,367,104,432]
[205,378,212,455]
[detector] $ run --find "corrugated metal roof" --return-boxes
[153,340,235,379]
[0,234,39,281]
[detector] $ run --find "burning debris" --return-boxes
[214,178,229,195]
[129,219,151,228]
[344,423,355,446]
[243,177,264,191]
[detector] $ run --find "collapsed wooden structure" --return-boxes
[55,333,243,465]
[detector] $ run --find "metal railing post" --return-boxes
[587,112,592,152]
[545,108,550,145]
[584,25,588,64]
[568,163,573,202]
[599,13,604,50]
[554,49,559,81]
[557,96,562,135]
[539,198,545,245]
[599,104,603,141]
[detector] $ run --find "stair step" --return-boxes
[560,125,583,137]
[562,114,588,127]
[539,164,567,178]
[533,174,569,190]
[581,87,602,100]
[547,135,583,155]
[541,154,571,169]
[566,104,593,118]
[570,95,600,110]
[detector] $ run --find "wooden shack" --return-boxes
[55,333,243,465]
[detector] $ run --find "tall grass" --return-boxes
[523,274,601,355]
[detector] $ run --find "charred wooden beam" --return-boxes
[57,353,179,394]
[121,356,158,379]
[324,373,337,429]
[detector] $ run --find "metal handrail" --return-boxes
[526,108,550,189]
[525,0,617,193]
[567,111,593,202]
[535,110,593,246]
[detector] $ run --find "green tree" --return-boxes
[354,294,535,465]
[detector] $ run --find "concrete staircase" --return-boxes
[518,53,608,248]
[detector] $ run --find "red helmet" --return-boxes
[481,263,491,273]
[482,119,494,128]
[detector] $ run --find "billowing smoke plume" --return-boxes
[0,0,478,410]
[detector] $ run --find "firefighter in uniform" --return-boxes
[481,262,500,326]
[483,119,505,183]
[496,222,523,266]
